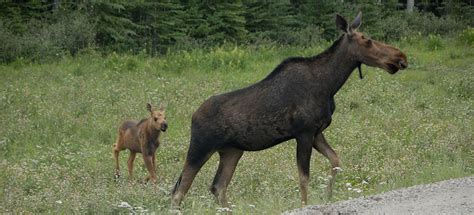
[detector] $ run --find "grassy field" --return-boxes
[1,35,473,214]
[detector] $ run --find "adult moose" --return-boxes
[172,12,408,208]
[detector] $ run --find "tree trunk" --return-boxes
[53,0,60,10]
[407,0,414,13]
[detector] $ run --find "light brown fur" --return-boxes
[113,103,168,184]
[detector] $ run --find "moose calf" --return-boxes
[113,103,168,184]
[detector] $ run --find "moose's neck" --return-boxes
[310,36,359,96]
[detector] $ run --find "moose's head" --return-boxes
[147,103,168,132]
[337,12,408,74]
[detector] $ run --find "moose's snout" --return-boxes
[161,122,168,132]
[399,59,408,70]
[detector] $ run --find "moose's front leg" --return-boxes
[295,133,314,206]
[313,133,341,199]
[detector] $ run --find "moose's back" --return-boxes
[190,58,331,151]
[118,120,142,153]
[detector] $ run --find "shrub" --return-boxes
[406,12,465,36]
[426,34,444,51]
[0,21,21,62]
[0,12,95,63]
[370,12,413,41]
[458,27,474,46]
[54,12,96,56]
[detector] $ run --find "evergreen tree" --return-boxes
[196,1,248,44]
[130,1,185,55]
[88,2,138,51]
[243,0,299,43]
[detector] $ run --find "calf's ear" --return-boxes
[159,103,165,111]
[336,14,349,33]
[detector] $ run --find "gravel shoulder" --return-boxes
[285,176,474,215]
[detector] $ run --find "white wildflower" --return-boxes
[117,201,132,208]
[216,207,232,212]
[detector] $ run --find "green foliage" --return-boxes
[0,0,472,62]
[49,11,96,56]
[439,0,474,26]
[458,27,474,46]
[89,2,139,52]
[200,2,248,44]
[407,12,465,36]
[292,0,346,40]
[129,1,185,55]
[243,1,298,44]
[426,34,444,51]
[0,10,95,62]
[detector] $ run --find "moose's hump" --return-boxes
[262,57,311,82]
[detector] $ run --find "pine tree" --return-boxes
[88,2,138,51]
[195,1,248,44]
[243,0,297,43]
[130,1,185,55]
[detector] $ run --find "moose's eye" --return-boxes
[154,117,158,121]
[366,39,373,47]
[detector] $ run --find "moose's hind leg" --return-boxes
[171,142,214,208]
[313,133,341,199]
[209,148,243,207]
[296,133,314,206]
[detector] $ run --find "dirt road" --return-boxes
[286,176,473,215]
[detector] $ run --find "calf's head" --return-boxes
[337,12,408,74]
[146,103,168,132]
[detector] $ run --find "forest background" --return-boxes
[1,0,473,62]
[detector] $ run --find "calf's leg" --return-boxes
[113,144,121,178]
[127,152,137,181]
[143,154,157,184]
[210,148,243,207]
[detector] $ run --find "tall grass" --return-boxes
[0,36,472,214]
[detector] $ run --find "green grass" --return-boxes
[0,37,472,214]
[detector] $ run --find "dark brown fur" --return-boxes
[113,103,168,184]
[171,12,408,208]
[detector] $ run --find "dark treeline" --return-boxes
[0,0,472,62]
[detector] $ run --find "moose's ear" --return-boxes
[350,12,362,32]
[336,14,349,33]
[147,103,153,112]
